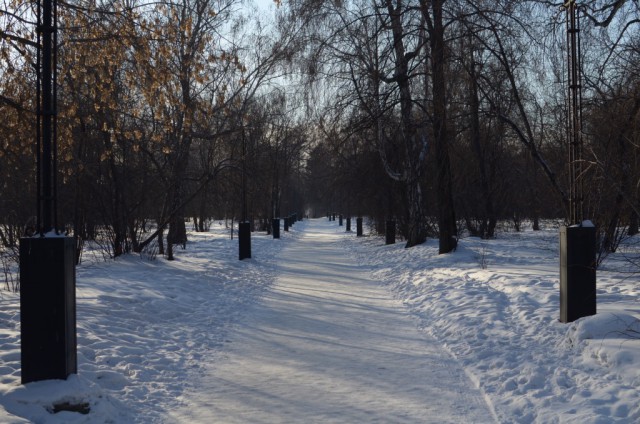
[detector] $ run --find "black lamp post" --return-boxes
[559,0,596,323]
[239,129,251,260]
[19,0,77,383]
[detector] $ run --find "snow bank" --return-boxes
[343,227,640,423]
[0,223,293,423]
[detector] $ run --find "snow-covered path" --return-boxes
[171,219,496,423]
[2,218,639,423]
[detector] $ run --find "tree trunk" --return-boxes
[384,0,427,248]
[198,190,208,232]
[429,0,457,253]
[468,45,495,239]
[603,195,622,253]
[167,213,187,248]
[128,220,140,253]
[157,228,165,256]
[628,209,639,236]
[533,217,541,231]
[166,163,188,249]
[405,179,427,247]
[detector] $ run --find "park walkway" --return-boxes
[171,219,495,423]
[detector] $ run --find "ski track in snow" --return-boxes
[170,219,495,423]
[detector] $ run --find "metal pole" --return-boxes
[52,0,60,231]
[36,0,42,233]
[566,0,583,225]
[40,0,56,234]
[242,129,247,223]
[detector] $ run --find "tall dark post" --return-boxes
[20,0,77,384]
[386,219,396,245]
[559,0,596,323]
[339,215,343,226]
[560,226,596,322]
[346,217,351,232]
[272,218,280,239]
[239,130,251,260]
[357,217,363,237]
[239,222,251,260]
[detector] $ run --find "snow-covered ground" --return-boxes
[346,224,640,423]
[168,220,494,423]
[0,218,638,423]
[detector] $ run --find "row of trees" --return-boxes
[290,0,640,258]
[1,0,639,266]
[0,0,308,261]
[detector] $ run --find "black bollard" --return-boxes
[560,225,596,322]
[272,218,280,239]
[346,217,351,232]
[20,236,77,384]
[239,222,251,260]
[339,215,343,226]
[385,220,396,245]
[284,217,289,232]
[357,217,363,237]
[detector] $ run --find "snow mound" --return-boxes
[1,374,128,423]
[567,312,640,388]
[568,312,640,344]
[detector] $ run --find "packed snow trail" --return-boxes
[170,219,495,423]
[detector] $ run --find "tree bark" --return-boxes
[384,0,427,248]
[428,0,457,253]
[468,44,496,239]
